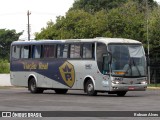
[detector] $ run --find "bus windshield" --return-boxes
[108,44,147,77]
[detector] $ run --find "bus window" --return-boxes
[57,44,68,58]
[12,46,21,59]
[43,45,56,58]
[21,46,30,59]
[83,44,94,59]
[70,44,81,58]
[96,43,107,73]
[32,45,41,59]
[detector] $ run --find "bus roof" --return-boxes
[12,37,142,45]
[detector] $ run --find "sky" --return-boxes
[0,0,160,39]
[0,0,74,39]
[156,0,160,3]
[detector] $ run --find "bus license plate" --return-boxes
[128,87,135,90]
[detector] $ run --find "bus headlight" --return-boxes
[141,81,147,84]
[112,80,120,84]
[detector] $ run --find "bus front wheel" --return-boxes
[85,80,97,96]
[28,78,44,94]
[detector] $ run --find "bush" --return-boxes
[0,60,10,73]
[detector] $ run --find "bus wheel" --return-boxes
[117,91,127,97]
[28,78,44,94]
[54,89,68,94]
[85,80,97,96]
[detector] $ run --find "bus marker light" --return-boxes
[115,72,125,75]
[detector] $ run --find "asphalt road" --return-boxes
[0,88,160,120]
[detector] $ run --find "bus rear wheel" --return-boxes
[117,91,127,97]
[54,89,68,94]
[28,78,44,94]
[85,80,97,96]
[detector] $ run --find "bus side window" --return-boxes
[43,45,56,58]
[103,54,110,74]
[32,45,41,59]
[57,44,68,58]
[96,43,107,74]
[44,45,50,58]
[21,46,30,59]
[12,46,21,59]
[82,43,94,59]
[70,44,81,58]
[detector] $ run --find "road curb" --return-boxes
[147,87,160,90]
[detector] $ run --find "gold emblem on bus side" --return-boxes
[59,61,75,88]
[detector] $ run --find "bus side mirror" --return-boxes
[102,52,112,74]
[103,52,112,64]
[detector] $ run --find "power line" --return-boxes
[0,12,24,16]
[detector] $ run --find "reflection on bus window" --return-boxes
[12,46,21,59]
[108,44,146,77]
[70,44,81,58]
[32,45,41,58]
[44,45,56,58]
[83,44,93,59]
[96,43,107,74]
[57,44,68,58]
[21,46,30,59]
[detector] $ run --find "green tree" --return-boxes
[35,0,159,48]
[149,7,160,49]
[35,20,57,40]
[70,0,157,13]
[70,0,126,13]
[89,10,108,37]
[0,29,22,60]
[61,10,93,39]
[35,10,94,39]
[104,1,146,41]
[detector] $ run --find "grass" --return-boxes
[0,86,26,89]
[0,60,10,73]
[0,86,14,89]
[148,84,160,87]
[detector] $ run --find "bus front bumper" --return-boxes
[110,84,147,91]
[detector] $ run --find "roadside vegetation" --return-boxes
[0,59,10,73]
[148,84,160,87]
[0,29,22,73]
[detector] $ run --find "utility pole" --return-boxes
[27,10,31,41]
[146,0,150,84]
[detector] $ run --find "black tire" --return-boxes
[54,89,68,94]
[28,78,44,94]
[85,80,97,96]
[117,91,127,97]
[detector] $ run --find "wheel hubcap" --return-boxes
[31,82,36,91]
[88,84,93,92]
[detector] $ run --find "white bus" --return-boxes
[10,37,147,96]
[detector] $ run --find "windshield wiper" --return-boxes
[123,59,132,77]
[132,58,141,76]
